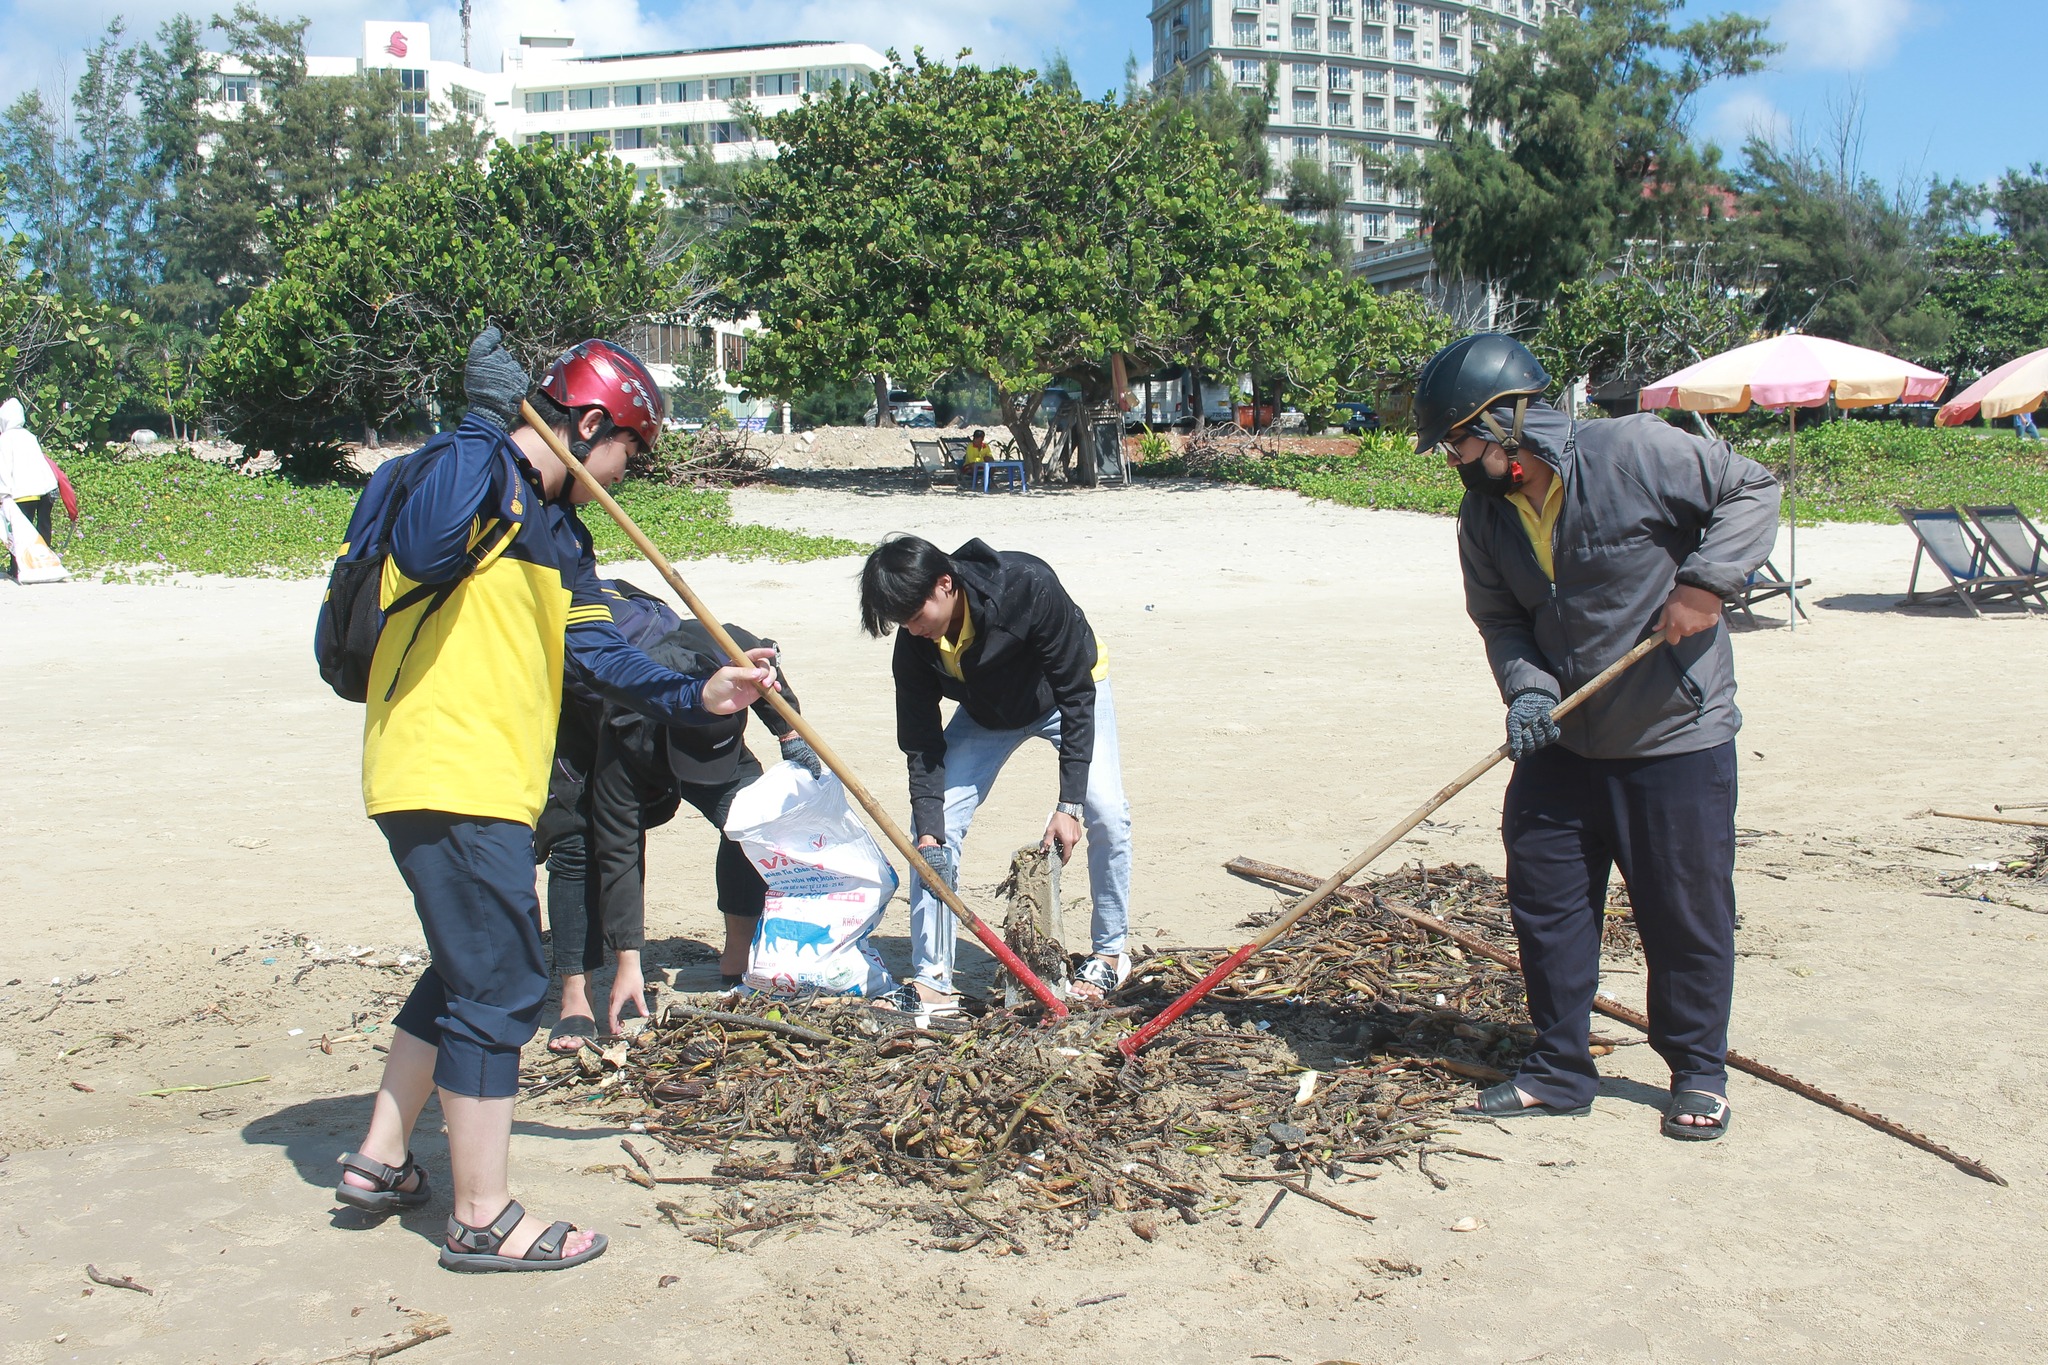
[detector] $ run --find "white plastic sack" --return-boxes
[2,497,68,584]
[724,761,897,997]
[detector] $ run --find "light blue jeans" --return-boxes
[908,680,1132,993]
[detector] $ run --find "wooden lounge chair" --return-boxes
[1966,505,2048,594]
[1898,506,2046,616]
[1721,557,1811,625]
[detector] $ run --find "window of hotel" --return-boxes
[720,331,747,375]
[1292,93,1319,121]
[1233,18,1260,43]
[525,89,564,113]
[218,74,254,102]
[1293,134,1320,158]
[709,76,751,100]
[610,127,649,150]
[710,120,743,143]
[568,129,606,149]
[1232,58,1264,83]
[1361,28,1386,56]
[1329,94,1353,125]
[1292,20,1318,48]
[663,123,701,146]
[524,132,563,148]
[568,86,610,110]
[1292,61,1320,86]
[448,84,483,116]
[1364,211,1387,237]
[660,80,702,103]
[805,66,855,92]
[613,84,657,106]
[1328,65,1353,90]
[756,72,800,96]
[1328,23,1353,53]
[1394,33,1414,59]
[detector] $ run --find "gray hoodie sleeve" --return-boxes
[1458,509,1563,702]
[1652,429,1782,597]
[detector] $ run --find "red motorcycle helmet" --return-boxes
[539,339,666,452]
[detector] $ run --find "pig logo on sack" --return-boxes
[759,917,832,955]
[386,30,408,57]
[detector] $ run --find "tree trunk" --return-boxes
[873,374,896,428]
[363,422,381,450]
[998,387,1046,482]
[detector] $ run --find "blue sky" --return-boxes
[3,0,2039,193]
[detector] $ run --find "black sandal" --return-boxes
[334,1150,430,1214]
[546,1014,597,1053]
[1455,1081,1592,1118]
[438,1200,607,1273]
[1662,1089,1732,1142]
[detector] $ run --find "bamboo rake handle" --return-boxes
[1118,635,1665,1056]
[520,401,1067,1018]
[1224,856,2007,1187]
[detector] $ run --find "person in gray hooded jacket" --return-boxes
[1414,333,1780,1142]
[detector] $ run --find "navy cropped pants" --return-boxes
[377,811,546,1099]
[1501,741,1738,1109]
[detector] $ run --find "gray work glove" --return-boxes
[1506,689,1561,761]
[916,842,958,895]
[464,325,530,430]
[779,733,825,780]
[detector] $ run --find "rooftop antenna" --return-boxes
[460,0,472,67]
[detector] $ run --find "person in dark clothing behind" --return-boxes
[540,606,824,1050]
[1412,333,1780,1143]
[859,534,1133,1018]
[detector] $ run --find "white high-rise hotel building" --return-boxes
[1148,0,1564,256]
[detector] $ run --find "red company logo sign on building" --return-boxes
[385,30,408,58]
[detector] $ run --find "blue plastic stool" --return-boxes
[974,460,1028,493]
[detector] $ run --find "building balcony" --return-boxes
[1329,33,1354,53]
[1330,0,1354,15]
[1293,34,1321,51]
[1394,115,1418,133]
[1329,109,1355,127]
[1294,0,1320,11]
[1292,108,1323,124]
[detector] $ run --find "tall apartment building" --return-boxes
[1148,0,1561,258]
[202,23,885,426]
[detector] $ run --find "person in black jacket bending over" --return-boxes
[1415,334,1780,1142]
[860,535,1133,1016]
[536,589,825,1050]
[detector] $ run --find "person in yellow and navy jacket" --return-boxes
[335,329,780,1274]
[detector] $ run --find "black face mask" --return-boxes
[1457,455,1523,498]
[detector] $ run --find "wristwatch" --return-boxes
[1053,801,1084,819]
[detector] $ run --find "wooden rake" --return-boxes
[1118,634,1666,1061]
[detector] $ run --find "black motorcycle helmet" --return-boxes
[1411,333,1551,454]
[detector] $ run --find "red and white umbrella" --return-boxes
[1642,333,1948,629]
[1935,346,2048,426]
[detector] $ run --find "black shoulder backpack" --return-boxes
[315,436,494,703]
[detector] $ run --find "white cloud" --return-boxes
[1771,0,1916,71]
[1704,88,1792,150]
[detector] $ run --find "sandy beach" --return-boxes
[3,470,2045,1363]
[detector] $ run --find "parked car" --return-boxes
[862,390,937,426]
[1335,401,1381,434]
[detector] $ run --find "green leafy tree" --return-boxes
[1143,57,1274,193]
[1924,236,2048,384]
[704,54,1338,475]
[1531,253,1754,398]
[1716,114,1951,360]
[1990,163,2048,265]
[0,235,143,448]
[203,141,681,469]
[156,5,486,329]
[1404,0,1773,303]
[1324,280,1460,421]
